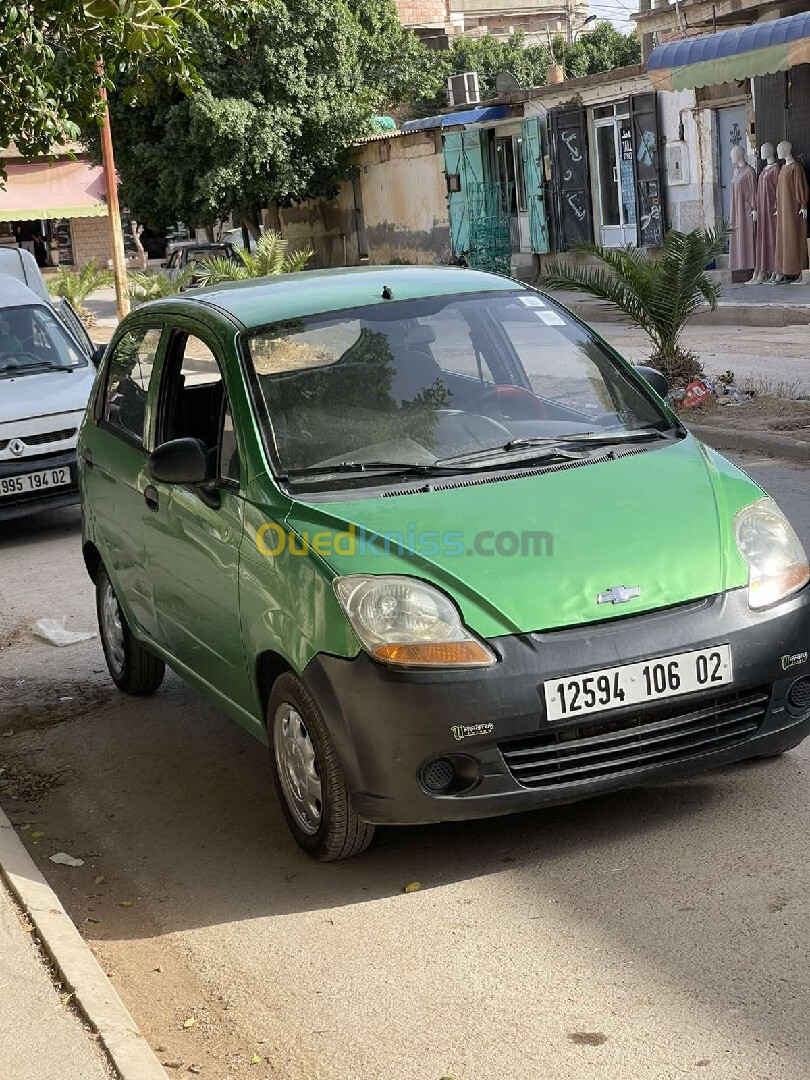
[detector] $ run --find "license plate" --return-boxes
[544,644,733,723]
[0,467,71,498]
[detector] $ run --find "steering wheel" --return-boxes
[469,384,549,420]
[435,409,512,457]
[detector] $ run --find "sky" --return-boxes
[588,0,637,32]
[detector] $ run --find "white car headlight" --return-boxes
[334,575,496,668]
[735,497,809,609]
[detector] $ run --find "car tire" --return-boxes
[268,672,374,861]
[96,567,165,695]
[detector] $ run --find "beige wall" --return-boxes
[280,131,451,269]
[70,216,113,267]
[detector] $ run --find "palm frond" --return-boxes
[539,259,657,338]
[47,262,114,306]
[127,266,198,302]
[195,256,250,286]
[281,247,314,273]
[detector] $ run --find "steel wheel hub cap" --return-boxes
[274,704,322,835]
[100,577,125,677]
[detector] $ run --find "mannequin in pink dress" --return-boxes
[729,145,757,273]
[747,143,780,284]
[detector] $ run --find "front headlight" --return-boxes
[735,497,809,609]
[334,575,496,668]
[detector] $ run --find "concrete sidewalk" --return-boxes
[0,877,111,1080]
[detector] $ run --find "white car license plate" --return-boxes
[544,644,733,723]
[0,467,71,498]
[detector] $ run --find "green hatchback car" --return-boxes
[79,265,810,859]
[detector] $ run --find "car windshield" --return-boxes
[245,291,671,484]
[0,304,86,377]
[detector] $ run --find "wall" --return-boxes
[394,0,448,28]
[360,132,450,264]
[280,131,451,269]
[70,215,113,266]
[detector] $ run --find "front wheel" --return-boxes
[96,567,165,695]
[268,672,374,861]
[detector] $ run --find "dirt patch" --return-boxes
[682,398,810,441]
[0,683,116,735]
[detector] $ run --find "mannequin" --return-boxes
[772,140,809,282]
[747,142,780,284]
[729,145,757,272]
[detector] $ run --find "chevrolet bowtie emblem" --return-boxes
[597,584,641,605]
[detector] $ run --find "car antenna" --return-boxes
[381,285,394,300]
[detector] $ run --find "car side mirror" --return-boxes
[635,365,669,399]
[148,438,209,485]
[91,344,107,369]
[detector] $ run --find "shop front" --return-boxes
[0,157,110,267]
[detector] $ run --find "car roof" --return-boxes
[0,248,50,302]
[0,273,51,310]
[140,265,525,330]
[173,241,231,249]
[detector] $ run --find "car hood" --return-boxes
[285,437,763,638]
[0,365,95,424]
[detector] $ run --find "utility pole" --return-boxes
[96,60,129,321]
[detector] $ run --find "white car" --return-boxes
[0,276,98,521]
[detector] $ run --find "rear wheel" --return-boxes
[268,672,374,861]
[96,567,165,695]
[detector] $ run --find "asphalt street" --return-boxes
[1,450,809,1080]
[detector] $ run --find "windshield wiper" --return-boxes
[504,427,668,452]
[281,460,469,482]
[438,428,667,467]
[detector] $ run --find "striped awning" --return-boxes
[649,11,810,91]
[0,159,108,222]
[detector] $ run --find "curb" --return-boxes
[0,808,168,1080]
[688,423,810,463]
[558,298,810,328]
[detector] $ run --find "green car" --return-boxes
[78,266,810,860]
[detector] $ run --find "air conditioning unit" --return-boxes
[447,72,480,107]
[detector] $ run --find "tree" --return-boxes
[412,23,641,115]
[554,23,641,80]
[46,261,114,326]
[538,228,729,386]
[0,0,255,166]
[94,0,441,235]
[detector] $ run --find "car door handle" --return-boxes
[80,447,94,468]
[144,485,159,511]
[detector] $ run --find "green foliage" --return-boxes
[0,0,258,166]
[127,266,198,302]
[46,263,114,307]
[413,23,640,115]
[93,0,441,231]
[197,232,313,284]
[538,227,729,386]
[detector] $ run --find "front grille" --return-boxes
[0,428,76,452]
[501,686,769,789]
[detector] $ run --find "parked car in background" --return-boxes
[161,242,237,288]
[0,247,51,302]
[79,266,810,861]
[0,276,99,521]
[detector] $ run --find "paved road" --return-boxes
[1,452,810,1080]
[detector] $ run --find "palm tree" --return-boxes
[46,262,114,327]
[127,266,198,303]
[538,227,729,386]
[196,230,314,286]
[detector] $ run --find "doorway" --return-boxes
[493,132,530,252]
[717,104,748,246]
[592,103,637,247]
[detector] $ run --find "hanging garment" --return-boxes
[774,160,810,276]
[754,161,780,274]
[729,163,757,270]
